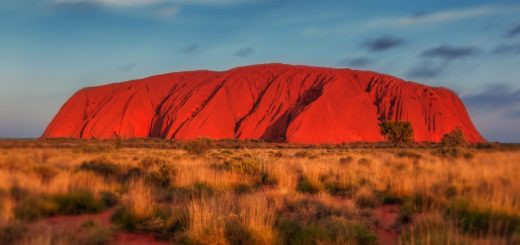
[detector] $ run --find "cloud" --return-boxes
[155,6,179,17]
[234,47,254,57]
[506,24,520,38]
[462,84,520,109]
[52,0,257,8]
[119,63,137,72]
[53,0,162,8]
[462,83,520,142]
[52,0,101,10]
[337,57,373,68]
[420,45,479,60]
[492,43,520,55]
[361,36,405,52]
[406,61,446,79]
[180,44,199,54]
[366,5,520,28]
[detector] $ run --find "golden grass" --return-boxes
[0,143,519,244]
[126,179,155,219]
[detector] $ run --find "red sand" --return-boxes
[43,63,485,143]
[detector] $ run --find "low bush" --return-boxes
[357,158,371,166]
[221,157,263,175]
[446,199,520,236]
[32,165,59,183]
[225,220,261,245]
[339,156,353,164]
[441,128,466,147]
[111,206,180,238]
[14,191,107,221]
[323,180,358,197]
[79,159,122,178]
[183,138,212,155]
[258,171,277,186]
[296,176,322,194]
[355,192,379,209]
[53,191,106,215]
[294,151,310,158]
[277,216,377,245]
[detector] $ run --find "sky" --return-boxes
[0,0,519,142]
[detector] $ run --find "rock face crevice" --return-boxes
[42,64,485,144]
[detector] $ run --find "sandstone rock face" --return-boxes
[42,64,485,144]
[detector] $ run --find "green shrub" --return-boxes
[357,158,371,166]
[258,171,277,186]
[139,157,168,171]
[296,176,321,194]
[277,217,377,245]
[145,163,177,188]
[111,206,180,237]
[225,220,262,245]
[355,193,379,209]
[339,156,353,164]
[376,191,403,205]
[379,121,414,145]
[14,191,106,221]
[52,191,105,215]
[100,191,119,208]
[14,195,59,221]
[446,199,520,236]
[79,159,121,178]
[221,157,263,175]
[441,128,466,147]
[323,181,358,197]
[233,183,255,194]
[294,151,310,158]
[183,138,212,155]
[32,165,59,183]
[172,182,216,201]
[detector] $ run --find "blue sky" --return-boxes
[1,0,519,142]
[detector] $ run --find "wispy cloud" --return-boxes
[463,84,520,109]
[53,0,257,8]
[361,36,405,52]
[119,63,137,72]
[407,44,479,79]
[337,57,373,68]
[420,45,479,60]
[180,44,199,54]
[492,43,520,55]
[407,61,446,79]
[506,24,520,38]
[462,83,520,142]
[155,6,179,17]
[366,5,520,28]
[234,47,254,57]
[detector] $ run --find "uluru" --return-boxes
[42,63,485,144]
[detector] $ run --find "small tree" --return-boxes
[441,128,466,147]
[379,121,414,145]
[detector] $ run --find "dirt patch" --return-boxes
[372,204,401,245]
[33,209,170,245]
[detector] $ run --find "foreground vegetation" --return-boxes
[0,139,519,244]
